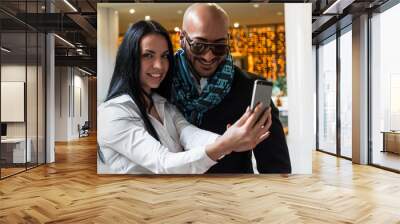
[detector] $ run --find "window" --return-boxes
[370,3,400,171]
[317,37,337,155]
[339,29,352,158]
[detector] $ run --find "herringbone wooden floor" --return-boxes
[1,134,399,223]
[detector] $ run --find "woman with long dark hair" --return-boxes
[97,20,271,174]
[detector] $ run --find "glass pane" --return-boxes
[1,30,27,177]
[340,29,352,158]
[0,2,27,33]
[0,1,46,178]
[26,0,39,13]
[318,37,337,154]
[27,31,38,169]
[0,1,27,13]
[371,4,400,171]
[38,33,45,165]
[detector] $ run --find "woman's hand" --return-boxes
[205,103,272,161]
[221,103,272,153]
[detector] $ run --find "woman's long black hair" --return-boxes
[105,20,175,141]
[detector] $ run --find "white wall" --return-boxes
[55,67,89,141]
[72,73,89,138]
[312,45,317,142]
[285,3,313,174]
[55,66,68,141]
[97,6,119,106]
[97,6,118,173]
[1,65,26,81]
[1,82,25,122]
[1,66,26,136]
[1,63,46,164]
[74,74,89,123]
[1,65,34,137]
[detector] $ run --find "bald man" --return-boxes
[171,3,291,173]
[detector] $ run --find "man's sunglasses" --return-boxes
[182,31,229,56]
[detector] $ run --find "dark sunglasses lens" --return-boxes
[191,43,206,55]
[211,45,228,56]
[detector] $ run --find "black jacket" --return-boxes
[199,66,292,173]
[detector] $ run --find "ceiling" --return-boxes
[0,16,46,64]
[100,3,285,34]
[1,0,395,75]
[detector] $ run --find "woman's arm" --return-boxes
[98,101,217,174]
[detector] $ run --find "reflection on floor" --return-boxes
[0,163,40,178]
[373,150,400,171]
[0,167,25,177]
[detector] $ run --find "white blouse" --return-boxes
[97,94,219,174]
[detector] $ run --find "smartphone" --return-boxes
[250,80,273,111]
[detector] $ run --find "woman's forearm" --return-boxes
[205,137,233,161]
